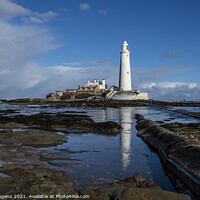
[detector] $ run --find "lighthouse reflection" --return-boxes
[119,107,132,170]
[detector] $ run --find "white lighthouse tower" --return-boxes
[119,41,132,91]
[108,41,149,100]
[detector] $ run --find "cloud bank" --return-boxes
[137,82,200,101]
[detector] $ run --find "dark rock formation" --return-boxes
[0,113,121,135]
[0,130,67,148]
[80,174,191,200]
[161,122,200,142]
[135,115,200,196]
[110,174,160,189]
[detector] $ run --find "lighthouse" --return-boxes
[108,41,148,100]
[119,41,132,91]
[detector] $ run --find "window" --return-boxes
[127,72,129,74]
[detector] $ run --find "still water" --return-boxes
[1,104,200,191]
[59,107,200,191]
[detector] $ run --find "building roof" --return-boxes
[85,82,102,86]
[56,90,64,92]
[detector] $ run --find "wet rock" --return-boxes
[136,119,200,179]
[0,144,78,196]
[5,98,200,108]
[156,121,165,124]
[6,98,152,107]
[111,174,160,189]
[163,119,171,121]
[173,110,200,119]
[0,122,27,129]
[62,111,87,114]
[0,130,67,148]
[135,117,200,196]
[0,176,77,197]
[90,121,121,134]
[161,122,200,139]
[80,190,110,200]
[80,175,191,200]
[0,109,20,114]
[135,114,144,120]
[0,113,121,135]
[114,188,191,200]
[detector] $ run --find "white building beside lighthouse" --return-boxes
[119,41,132,91]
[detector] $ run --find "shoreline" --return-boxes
[1,98,200,108]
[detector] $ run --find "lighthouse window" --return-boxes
[127,72,129,74]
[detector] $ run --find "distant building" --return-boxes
[53,79,106,98]
[84,79,107,90]
[66,89,77,93]
[110,85,118,92]
[56,90,65,96]
[77,85,98,93]
[46,93,55,99]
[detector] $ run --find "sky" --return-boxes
[0,0,200,101]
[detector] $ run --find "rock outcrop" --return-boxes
[135,114,200,196]
[80,174,191,200]
[0,112,121,135]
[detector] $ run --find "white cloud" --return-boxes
[159,50,187,58]
[0,0,31,18]
[0,0,116,99]
[79,3,91,12]
[64,60,98,66]
[29,11,58,24]
[137,82,200,101]
[140,82,197,89]
[0,18,59,98]
[99,9,107,16]
[0,0,57,23]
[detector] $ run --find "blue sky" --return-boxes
[0,0,200,100]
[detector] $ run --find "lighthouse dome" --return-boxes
[123,41,128,45]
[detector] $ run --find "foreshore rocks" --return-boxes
[0,143,78,197]
[80,174,190,200]
[2,98,200,108]
[0,112,121,135]
[169,109,200,119]
[161,122,200,142]
[135,114,200,196]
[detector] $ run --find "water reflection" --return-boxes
[119,107,132,169]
